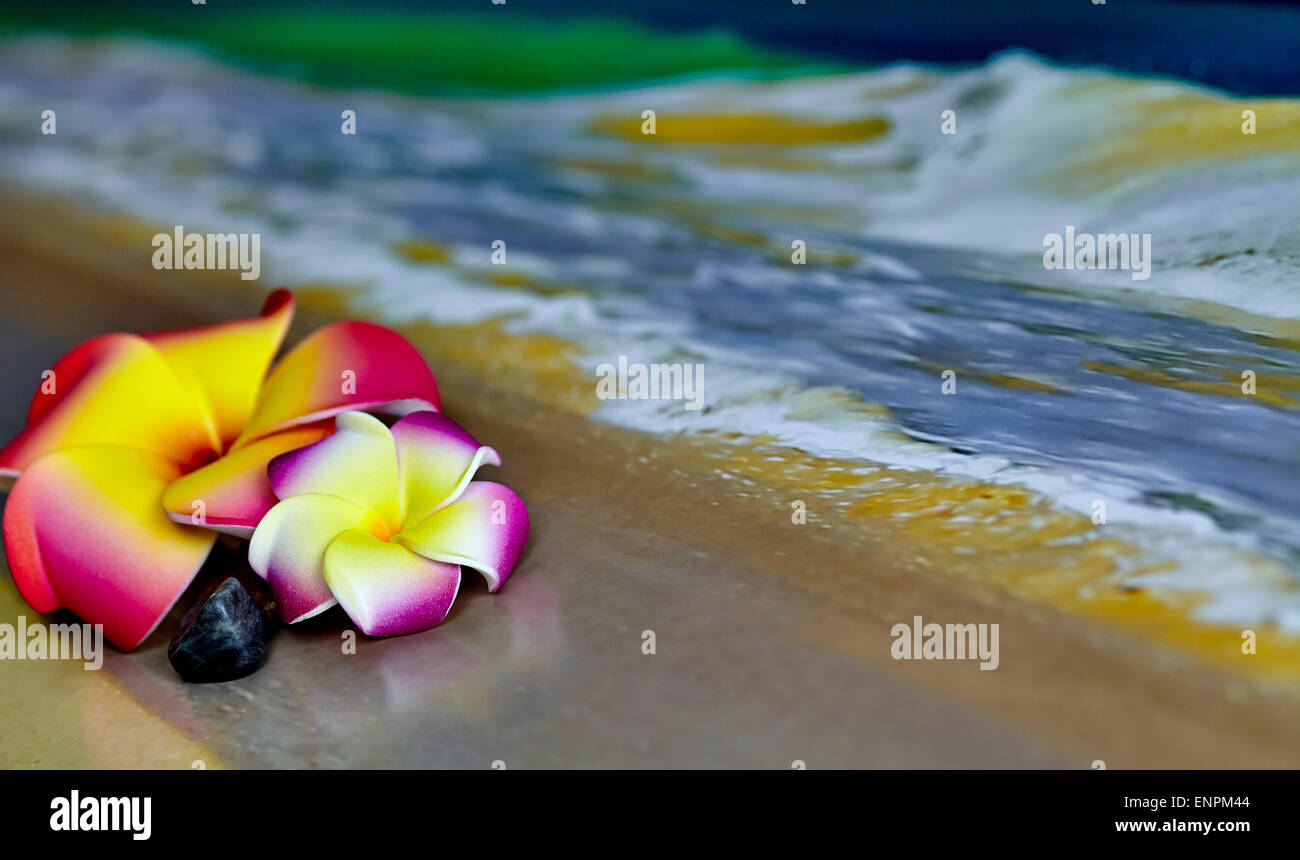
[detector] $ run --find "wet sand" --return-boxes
[2,191,1299,768]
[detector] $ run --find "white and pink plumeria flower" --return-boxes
[249,410,529,637]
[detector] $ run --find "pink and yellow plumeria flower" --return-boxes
[249,410,528,636]
[0,290,441,650]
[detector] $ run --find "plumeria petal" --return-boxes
[25,334,120,426]
[0,334,218,486]
[2,446,216,650]
[267,412,402,529]
[144,289,295,450]
[392,411,501,522]
[162,422,333,537]
[395,481,529,592]
[234,321,440,446]
[323,528,462,637]
[248,493,382,623]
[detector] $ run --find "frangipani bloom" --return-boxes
[0,290,441,650]
[249,410,528,636]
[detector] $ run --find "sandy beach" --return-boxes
[2,191,1299,768]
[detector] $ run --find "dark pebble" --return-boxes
[168,577,267,682]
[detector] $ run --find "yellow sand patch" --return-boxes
[292,284,366,318]
[1177,303,1300,348]
[695,221,771,247]
[782,388,893,423]
[87,212,170,249]
[1083,361,1299,409]
[464,269,587,297]
[403,317,598,416]
[484,270,536,287]
[977,372,1062,394]
[912,360,1064,395]
[776,247,859,266]
[590,112,891,145]
[392,239,454,265]
[1064,88,1300,188]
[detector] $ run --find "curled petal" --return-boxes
[162,422,333,537]
[0,334,218,484]
[248,492,380,623]
[392,410,500,523]
[144,289,295,450]
[323,528,461,637]
[267,412,401,529]
[395,481,529,592]
[235,321,440,446]
[2,446,216,650]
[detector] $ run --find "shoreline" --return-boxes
[3,191,1300,767]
